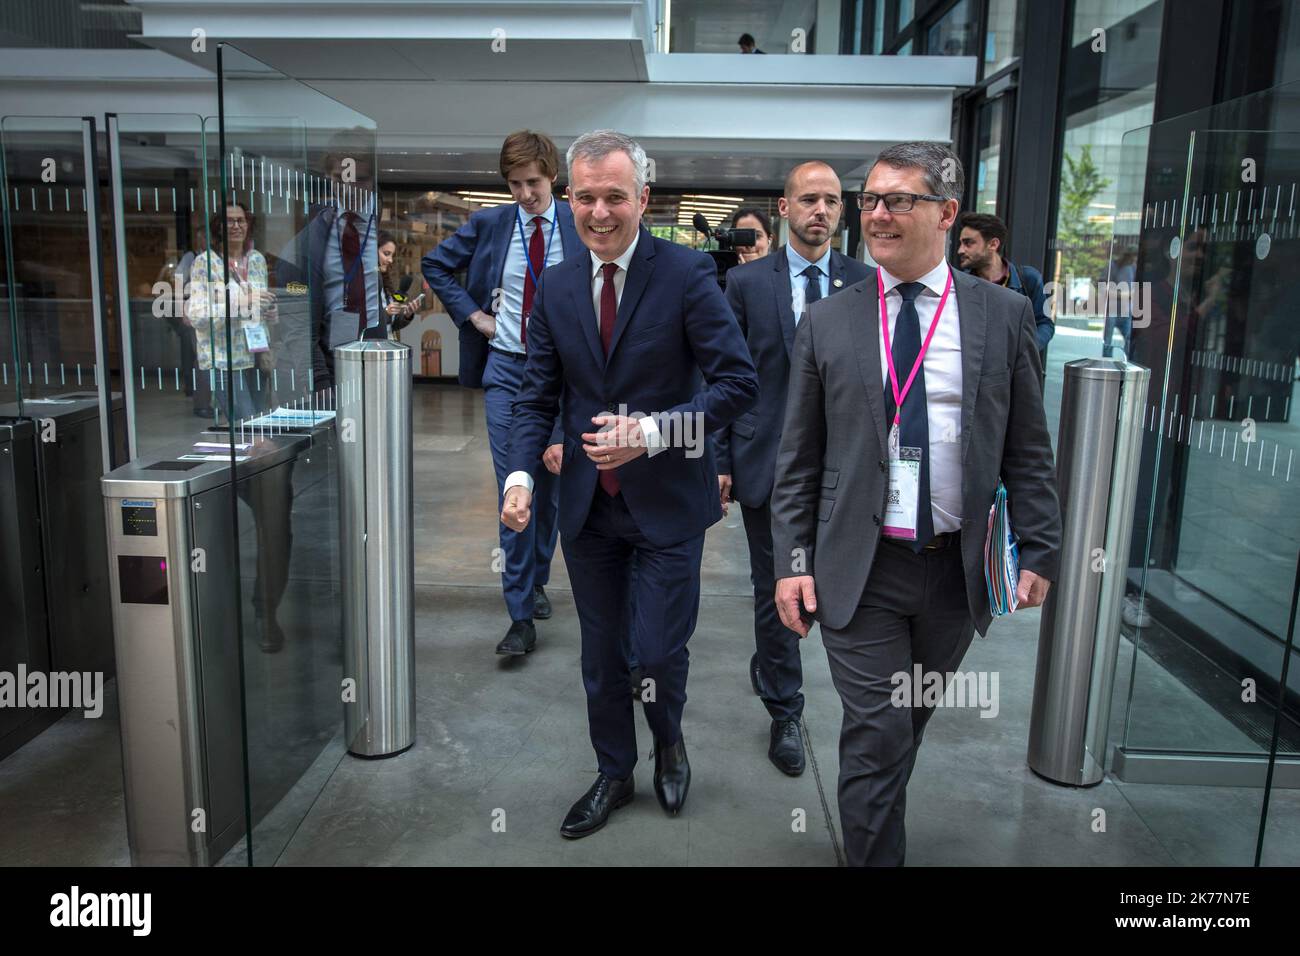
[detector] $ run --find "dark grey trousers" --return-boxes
[819,537,975,866]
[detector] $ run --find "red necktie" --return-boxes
[521,216,545,348]
[341,211,367,331]
[598,261,620,496]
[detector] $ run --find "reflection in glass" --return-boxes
[927,0,976,57]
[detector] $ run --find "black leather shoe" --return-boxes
[769,718,806,776]
[495,619,536,656]
[749,653,762,697]
[560,773,634,839]
[258,618,285,654]
[532,585,552,620]
[652,737,691,815]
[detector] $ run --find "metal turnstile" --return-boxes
[335,340,415,758]
[101,426,333,865]
[1028,359,1150,786]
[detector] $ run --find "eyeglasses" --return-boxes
[856,192,947,213]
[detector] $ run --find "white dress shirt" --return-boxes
[494,195,564,354]
[878,259,963,533]
[503,229,663,497]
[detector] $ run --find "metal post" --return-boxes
[1028,358,1150,786]
[336,340,415,758]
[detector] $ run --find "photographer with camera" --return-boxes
[732,207,773,264]
[713,161,870,776]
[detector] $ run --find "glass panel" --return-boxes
[215,43,377,866]
[974,95,1007,217]
[927,0,976,57]
[897,0,915,33]
[1111,111,1300,865]
[0,116,129,864]
[984,0,1021,76]
[109,114,215,459]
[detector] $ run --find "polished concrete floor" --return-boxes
[1,328,1297,865]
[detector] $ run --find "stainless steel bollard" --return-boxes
[1028,359,1149,786]
[335,340,415,757]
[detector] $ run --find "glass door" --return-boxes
[215,43,378,866]
[1112,113,1300,865]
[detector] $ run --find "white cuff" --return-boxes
[638,415,666,458]
[504,470,534,494]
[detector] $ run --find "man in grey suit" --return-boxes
[715,161,871,776]
[770,142,1062,866]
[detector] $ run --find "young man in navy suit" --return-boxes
[501,130,758,838]
[423,131,582,656]
[715,161,872,777]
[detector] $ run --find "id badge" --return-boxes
[243,322,270,353]
[883,423,922,540]
[328,309,361,349]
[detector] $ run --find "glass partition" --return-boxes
[1108,96,1300,865]
[106,113,214,461]
[215,43,378,865]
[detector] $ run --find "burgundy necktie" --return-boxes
[341,211,367,332]
[521,215,545,348]
[598,261,620,496]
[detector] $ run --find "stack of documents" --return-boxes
[984,479,1020,617]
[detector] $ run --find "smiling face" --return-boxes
[568,151,648,262]
[505,160,556,217]
[378,240,396,273]
[862,163,959,281]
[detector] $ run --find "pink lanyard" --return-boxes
[878,269,953,426]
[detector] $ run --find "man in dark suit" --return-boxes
[423,131,582,655]
[501,129,758,838]
[771,142,1062,866]
[715,161,871,776]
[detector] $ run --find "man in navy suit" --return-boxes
[423,131,582,656]
[501,130,758,838]
[715,161,872,777]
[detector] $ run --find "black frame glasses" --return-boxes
[856,191,948,212]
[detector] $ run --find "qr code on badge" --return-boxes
[887,488,900,505]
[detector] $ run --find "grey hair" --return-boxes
[566,130,649,194]
[869,142,964,202]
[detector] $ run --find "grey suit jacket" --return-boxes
[769,266,1062,635]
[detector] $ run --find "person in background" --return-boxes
[378,230,419,336]
[956,212,1053,377]
[186,201,277,423]
[731,207,773,264]
[716,161,870,778]
[423,130,581,657]
[1104,248,1137,358]
[738,33,767,53]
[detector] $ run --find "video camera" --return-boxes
[692,213,757,289]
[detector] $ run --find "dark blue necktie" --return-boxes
[801,264,823,308]
[884,281,934,552]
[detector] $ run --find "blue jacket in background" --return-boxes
[421,199,581,388]
[1006,260,1054,353]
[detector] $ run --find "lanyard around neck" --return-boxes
[878,269,953,426]
[516,206,557,291]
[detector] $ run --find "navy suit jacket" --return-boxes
[507,227,759,548]
[714,247,871,508]
[421,199,581,388]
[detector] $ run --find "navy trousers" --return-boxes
[563,489,703,780]
[483,348,559,621]
[740,498,804,721]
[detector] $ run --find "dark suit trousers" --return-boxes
[562,489,704,780]
[819,537,975,866]
[740,499,804,720]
